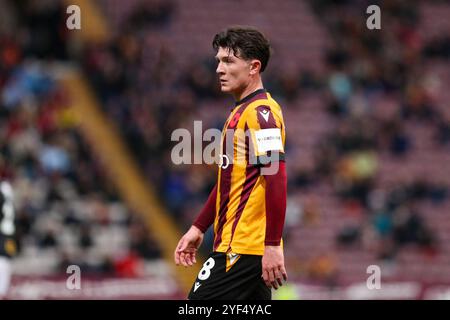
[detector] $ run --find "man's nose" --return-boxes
[216,62,224,74]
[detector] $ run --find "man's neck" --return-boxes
[234,79,264,102]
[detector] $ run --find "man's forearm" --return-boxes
[264,161,287,245]
[193,184,217,233]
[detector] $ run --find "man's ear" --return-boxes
[249,59,261,75]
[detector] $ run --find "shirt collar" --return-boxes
[234,88,266,107]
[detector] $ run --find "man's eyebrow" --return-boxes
[215,55,233,61]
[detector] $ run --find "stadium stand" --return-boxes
[0,0,449,299]
[0,0,183,299]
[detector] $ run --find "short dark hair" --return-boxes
[212,26,271,72]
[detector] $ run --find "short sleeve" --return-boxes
[245,105,285,166]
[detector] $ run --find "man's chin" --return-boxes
[220,86,232,93]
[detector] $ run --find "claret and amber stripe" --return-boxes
[213,89,286,256]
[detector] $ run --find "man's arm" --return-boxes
[262,161,288,289]
[193,184,217,233]
[174,184,217,267]
[244,103,288,288]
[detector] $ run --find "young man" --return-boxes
[174,26,287,300]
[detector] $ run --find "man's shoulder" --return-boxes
[242,94,283,122]
[245,92,281,112]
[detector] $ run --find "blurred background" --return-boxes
[0,0,450,299]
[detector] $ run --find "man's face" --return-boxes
[215,47,252,96]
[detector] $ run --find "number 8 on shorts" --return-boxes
[198,257,215,281]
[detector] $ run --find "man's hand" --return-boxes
[174,225,204,267]
[262,245,288,289]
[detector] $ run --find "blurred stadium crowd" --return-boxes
[0,0,163,280]
[1,0,450,299]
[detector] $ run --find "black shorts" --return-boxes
[188,251,271,300]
